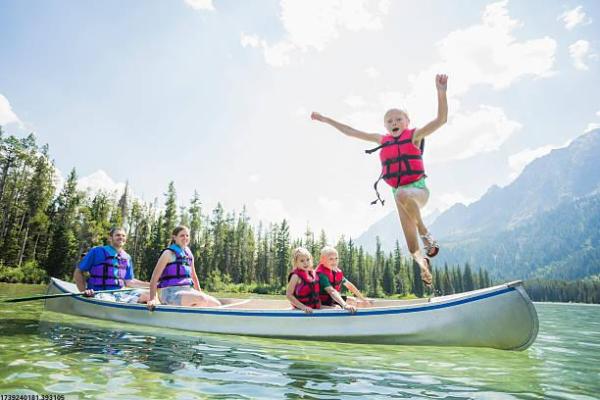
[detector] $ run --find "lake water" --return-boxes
[0,283,599,399]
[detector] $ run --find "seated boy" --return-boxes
[316,246,372,313]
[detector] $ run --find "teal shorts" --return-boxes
[392,177,428,195]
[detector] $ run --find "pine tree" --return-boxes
[463,262,475,291]
[276,220,291,287]
[162,181,178,241]
[45,169,81,279]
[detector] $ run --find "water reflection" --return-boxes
[33,315,544,399]
[2,302,598,399]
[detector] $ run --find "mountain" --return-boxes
[356,129,600,280]
[355,208,441,254]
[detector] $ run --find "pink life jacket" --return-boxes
[288,268,321,309]
[315,263,345,305]
[366,128,425,205]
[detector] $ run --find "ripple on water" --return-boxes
[1,288,600,399]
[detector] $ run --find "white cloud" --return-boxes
[585,122,600,133]
[426,105,522,163]
[508,144,558,179]
[52,167,65,196]
[596,110,600,117]
[294,106,307,117]
[248,174,261,183]
[569,40,591,70]
[365,66,380,79]
[0,94,21,126]
[558,6,592,30]
[77,170,127,197]
[242,0,390,67]
[254,198,291,224]
[344,95,366,108]
[318,196,342,213]
[363,0,555,139]
[184,0,215,11]
[415,0,556,97]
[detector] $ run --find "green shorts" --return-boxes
[392,177,427,195]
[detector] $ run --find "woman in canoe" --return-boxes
[147,225,221,309]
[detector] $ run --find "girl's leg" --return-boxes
[395,194,433,286]
[180,291,221,307]
[394,194,420,253]
[137,291,150,304]
[396,188,439,257]
[395,188,429,235]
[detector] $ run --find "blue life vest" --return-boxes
[157,244,194,288]
[87,246,129,290]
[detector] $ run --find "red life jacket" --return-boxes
[288,268,321,309]
[316,264,345,305]
[366,128,425,205]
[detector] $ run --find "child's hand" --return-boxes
[343,304,357,314]
[436,74,448,92]
[303,306,313,314]
[311,112,325,122]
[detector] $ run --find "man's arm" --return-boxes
[125,279,149,288]
[413,74,448,143]
[311,112,383,144]
[73,268,87,292]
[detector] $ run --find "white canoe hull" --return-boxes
[44,278,538,350]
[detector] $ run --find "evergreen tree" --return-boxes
[45,169,81,279]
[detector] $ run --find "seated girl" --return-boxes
[286,247,321,314]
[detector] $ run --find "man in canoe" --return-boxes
[73,227,150,303]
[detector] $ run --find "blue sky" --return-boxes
[1,0,599,239]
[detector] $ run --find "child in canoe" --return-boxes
[286,247,320,313]
[147,225,221,309]
[316,246,371,313]
[311,74,448,288]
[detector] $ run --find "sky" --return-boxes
[1,0,599,239]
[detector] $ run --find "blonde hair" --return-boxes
[291,247,312,268]
[383,108,410,123]
[320,246,338,258]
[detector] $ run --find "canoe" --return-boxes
[44,277,538,350]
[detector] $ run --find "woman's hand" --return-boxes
[147,298,160,311]
[83,289,95,297]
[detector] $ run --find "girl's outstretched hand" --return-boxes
[311,112,325,122]
[436,74,448,92]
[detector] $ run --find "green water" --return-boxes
[0,284,599,399]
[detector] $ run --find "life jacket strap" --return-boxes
[371,174,385,206]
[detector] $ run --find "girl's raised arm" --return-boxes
[413,74,448,144]
[311,112,382,144]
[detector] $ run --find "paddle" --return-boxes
[2,287,137,303]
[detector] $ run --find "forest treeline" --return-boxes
[1,129,598,303]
